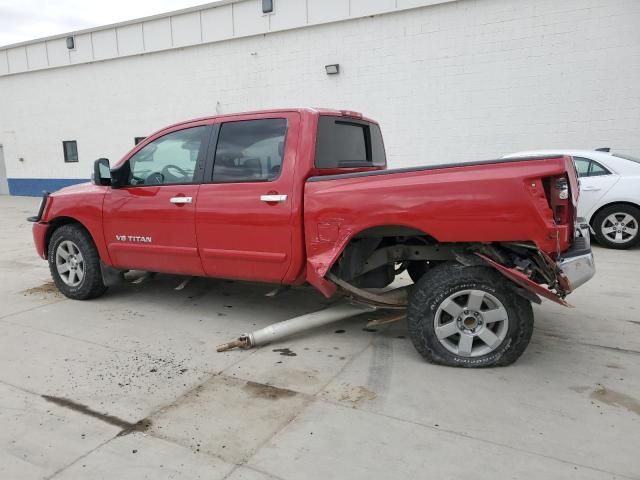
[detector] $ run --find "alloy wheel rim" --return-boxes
[601,213,638,244]
[55,240,85,287]
[433,289,509,357]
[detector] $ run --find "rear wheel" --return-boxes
[48,224,107,300]
[407,263,533,367]
[593,204,640,249]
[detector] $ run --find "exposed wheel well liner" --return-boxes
[332,224,445,287]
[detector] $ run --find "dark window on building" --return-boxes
[262,0,274,14]
[315,116,386,168]
[134,137,146,145]
[573,157,611,178]
[63,141,78,163]
[212,119,287,183]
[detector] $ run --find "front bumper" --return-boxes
[558,220,596,292]
[33,222,48,259]
[28,192,50,260]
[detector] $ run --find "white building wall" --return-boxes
[0,0,639,194]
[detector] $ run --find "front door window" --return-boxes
[128,126,207,185]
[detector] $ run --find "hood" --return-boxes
[50,181,101,197]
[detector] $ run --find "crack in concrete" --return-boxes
[40,394,152,435]
[0,297,67,321]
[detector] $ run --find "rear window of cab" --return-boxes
[315,116,386,168]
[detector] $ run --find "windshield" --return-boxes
[613,153,640,164]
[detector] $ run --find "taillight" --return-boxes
[556,177,569,200]
[543,174,571,225]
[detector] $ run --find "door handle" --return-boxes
[582,186,601,192]
[170,196,193,204]
[260,194,288,203]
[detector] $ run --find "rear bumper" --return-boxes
[558,220,595,292]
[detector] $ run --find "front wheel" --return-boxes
[48,224,107,300]
[407,263,533,367]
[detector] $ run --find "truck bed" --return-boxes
[304,155,578,279]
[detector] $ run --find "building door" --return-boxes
[0,145,8,195]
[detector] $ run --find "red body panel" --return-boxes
[32,182,110,263]
[476,254,570,307]
[195,111,301,283]
[32,108,578,302]
[32,222,48,259]
[103,184,204,275]
[303,156,577,281]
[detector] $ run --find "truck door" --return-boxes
[195,113,299,283]
[573,157,620,218]
[103,124,211,275]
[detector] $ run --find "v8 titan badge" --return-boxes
[116,235,152,243]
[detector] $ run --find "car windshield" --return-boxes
[613,153,640,164]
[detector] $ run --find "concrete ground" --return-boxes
[0,195,638,480]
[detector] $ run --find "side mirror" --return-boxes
[92,158,111,186]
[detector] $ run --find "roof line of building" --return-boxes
[0,0,239,49]
[0,0,459,77]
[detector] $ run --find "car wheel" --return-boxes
[407,262,534,368]
[48,224,107,300]
[593,204,640,249]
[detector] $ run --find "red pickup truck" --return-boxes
[29,108,595,367]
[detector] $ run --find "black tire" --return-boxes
[592,204,640,250]
[48,224,107,300]
[407,262,534,368]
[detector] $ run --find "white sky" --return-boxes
[0,0,210,46]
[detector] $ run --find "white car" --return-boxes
[504,149,640,249]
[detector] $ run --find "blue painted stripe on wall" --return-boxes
[8,178,89,196]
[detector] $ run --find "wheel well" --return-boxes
[332,225,449,286]
[44,217,89,257]
[589,201,640,227]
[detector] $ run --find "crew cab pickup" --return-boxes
[29,108,595,367]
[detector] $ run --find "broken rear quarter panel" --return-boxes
[303,156,573,279]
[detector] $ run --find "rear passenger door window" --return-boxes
[574,158,591,178]
[212,119,287,182]
[589,161,609,177]
[573,156,611,178]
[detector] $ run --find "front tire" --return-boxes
[592,204,640,249]
[407,263,533,368]
[48,224,107,300]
